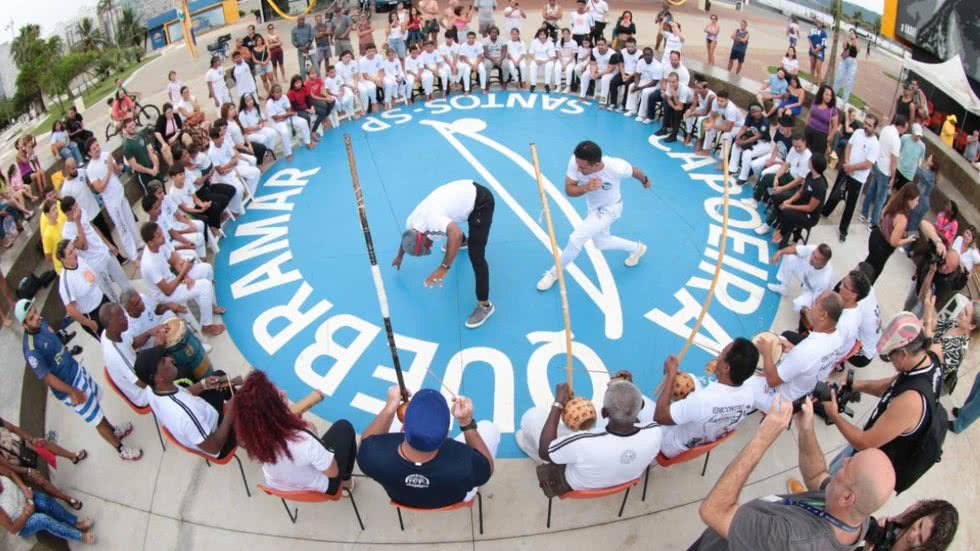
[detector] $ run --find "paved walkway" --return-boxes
[2,3,977,551]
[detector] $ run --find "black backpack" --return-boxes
[16,271,57,299]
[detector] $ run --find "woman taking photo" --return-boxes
[386,10,407,59]
[703,13,719,65]
[153,103,184,165]
[252,35,274,96]
[612,11,635,49]
[266,23,286,83]
[232,371,356,495]
[804,84,839,156]
[865,182,919,283]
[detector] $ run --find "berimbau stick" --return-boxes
[344,134,409,403]
[530,143,575,388]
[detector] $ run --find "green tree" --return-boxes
[75,17,106,52]
[42,52,96,112]
[114,7,146,50]
[10,24,63,112]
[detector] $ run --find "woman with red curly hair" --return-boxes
[232,371,356,494]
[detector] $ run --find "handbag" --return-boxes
[0,440,38,469]
[536,463,572,498]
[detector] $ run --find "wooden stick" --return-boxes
[344,134,409,402]
[530,143,575,387]
[676,139,733,365]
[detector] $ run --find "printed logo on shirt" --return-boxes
[215,95,782,457]
[84,270,96,283]
[405,474,431,488]
[620,449,637,465]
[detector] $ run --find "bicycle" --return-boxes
[104,94,161,142]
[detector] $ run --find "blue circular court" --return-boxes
[215,92,781,457]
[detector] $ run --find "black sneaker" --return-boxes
[838,230,846,243]
[655,127,670,136]
[664,134,678,143]
[529,85,536,93]
[952,407,960,417]
[57,329,77,345]
[68,345,83,356]
[545,85,551,93]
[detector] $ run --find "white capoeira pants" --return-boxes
[174,218,207,258]
[382,76,401,101]
[459,61,487,91]
[357,80,378,108]
[546,201,640,277]
[554,61,575,88]
[703,126,738,152]
[156,263,217,326]
[627,84,659,115]
[408,70,435,96]
[245,127,280,150]
[504,59,527,85]
[579,71,615,99]
[91,252,131,302]
[270,117,311,158]
[104,197,141,260]
[529,61,555,87]
[750,154,781,180]
[729,141,771,181]
[776,253,822,313]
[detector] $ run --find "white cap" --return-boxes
[912,123,923,136]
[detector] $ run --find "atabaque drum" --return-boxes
[164,318,212,381]
[752,331,784,374]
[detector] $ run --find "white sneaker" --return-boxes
[536,270,558,291]
[754,224,771,235]
[635,115,645,123]
[623,110,635,117]
[624,242,647,267]
[743,198,758,209]
[641,118,653,125]
[561,87,571,94]
[767,283,786,295]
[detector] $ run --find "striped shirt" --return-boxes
[148,387,219,457]
[547,423,662,490]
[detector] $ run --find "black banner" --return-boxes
[895,0,980,84]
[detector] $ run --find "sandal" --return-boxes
[72,449,88,464]
[68,497,83,510]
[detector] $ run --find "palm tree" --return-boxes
[823,0,843,86]
[76,17,105,52]
[114,7,145,49]
[10,24,64,112]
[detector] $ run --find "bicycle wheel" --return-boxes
[137,104,160,127]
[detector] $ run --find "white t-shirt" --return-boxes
[547,423,662,490]
[262,430,336,493]
[168,183,196,212]
[420,49,442,69]
[636,58,662,81]
[504,8,523,33]
[847,128,880,184]
[794,244,835,297]
[659,381,755,458]
[438,43,460,64]
[233,61,257,96]
[265,95,293,119]
[459,41,484,63]
[506,40,525,61]
[875,124,901,173]
[85,152,125,206]
[665,83,694,105]
[60,173,100,222]
[834,306,861,365]
[359,55,384,78]
[140,246,174,301]
[588,0,608,23]
[662,62,690,86]
[662,31,683,57]
[323,74,347,95]
[529,38,556,61]
[206,67,229,98]
[239,108,264,129]
[570,11,593,35]
[953,236,980,272]
[62,214,111,267]
[857,292,881,358]
[225,119,246,147]
[337,60,359,84]
[101,331,148,407]
[769,330,843,404]
[619,49,641,74]
[122,292,175,350]
[382,58,404,79]
[785,146,813,180]
[58,258,104,314]
[566,155,633,211]
[712,99,741,125]
[782,56,800,75]
[148,387,219,456]
[591,47,614,72]
[168,80,183,105]
[405,181,477,240]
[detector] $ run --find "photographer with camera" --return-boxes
[904,220,967,315]
[822,313,946,494]
[691,397,895,551]
[861,499,958,551]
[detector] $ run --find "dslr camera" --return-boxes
[792,369,861,424]
[864,516,900,551]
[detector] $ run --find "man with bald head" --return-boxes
[748,290,844,411]
[904,220,968,315]
[695,396,895,550]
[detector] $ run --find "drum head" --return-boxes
[752,331,783,374]
[164,318,188,347]
[672,372,696,400]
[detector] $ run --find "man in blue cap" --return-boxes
[392,179,496,329]
[357,386,499,508]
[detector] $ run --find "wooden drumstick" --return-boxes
[289,390,325,415]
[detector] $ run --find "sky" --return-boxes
[3,0,98,40]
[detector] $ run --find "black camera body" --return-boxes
[793,369,861,424]
[865,516,900,551]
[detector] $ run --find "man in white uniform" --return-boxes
[206,55,232,108]
[142,192,206,261]
[768,243,835,314]
[59,158,122,261]
[121,289,188,352]
[458,31,488,94]
[747,291,844,411]
[358,45,385,110]
[697,90,743,157]
[265,84,313,161]
[536,141,651,291]
[394,180,497,329]
[85,140,142,261]
[232,51,258,102]
[625,47,662,119]
[60,196,131,299]
[579,38,615,101]
[420,40,449,97]
[57,240,109,339]
[527,28,556,92]
[504,28,528,88]
[403,46,433,100]
[139,221,225,336]
[324,64,358,117]
[101,302,161,408]
[852,263,880,367]
[833,269,872,367]
[654,338,759,458]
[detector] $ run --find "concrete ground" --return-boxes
[2,2,977,550]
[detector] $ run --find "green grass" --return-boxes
[32,54,159,134]
[766,66,866,110]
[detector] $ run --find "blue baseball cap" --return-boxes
[403,389,450,452]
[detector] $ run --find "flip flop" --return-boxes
[68,497,83,510]
[72,449,88,464]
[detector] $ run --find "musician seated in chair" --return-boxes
[120,289,201,352]
[100,303,164,408]
[134,346,239,459]
[766,242,835,315]
[356,387,498,509]
[832,269,872,367]
[533,381,661,493]
[654,338,758,459]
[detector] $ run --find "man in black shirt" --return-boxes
[729,104,771,185]
[771,153,828,247]
[357,387,498,508]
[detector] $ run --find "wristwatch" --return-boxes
[460,420,477,432]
